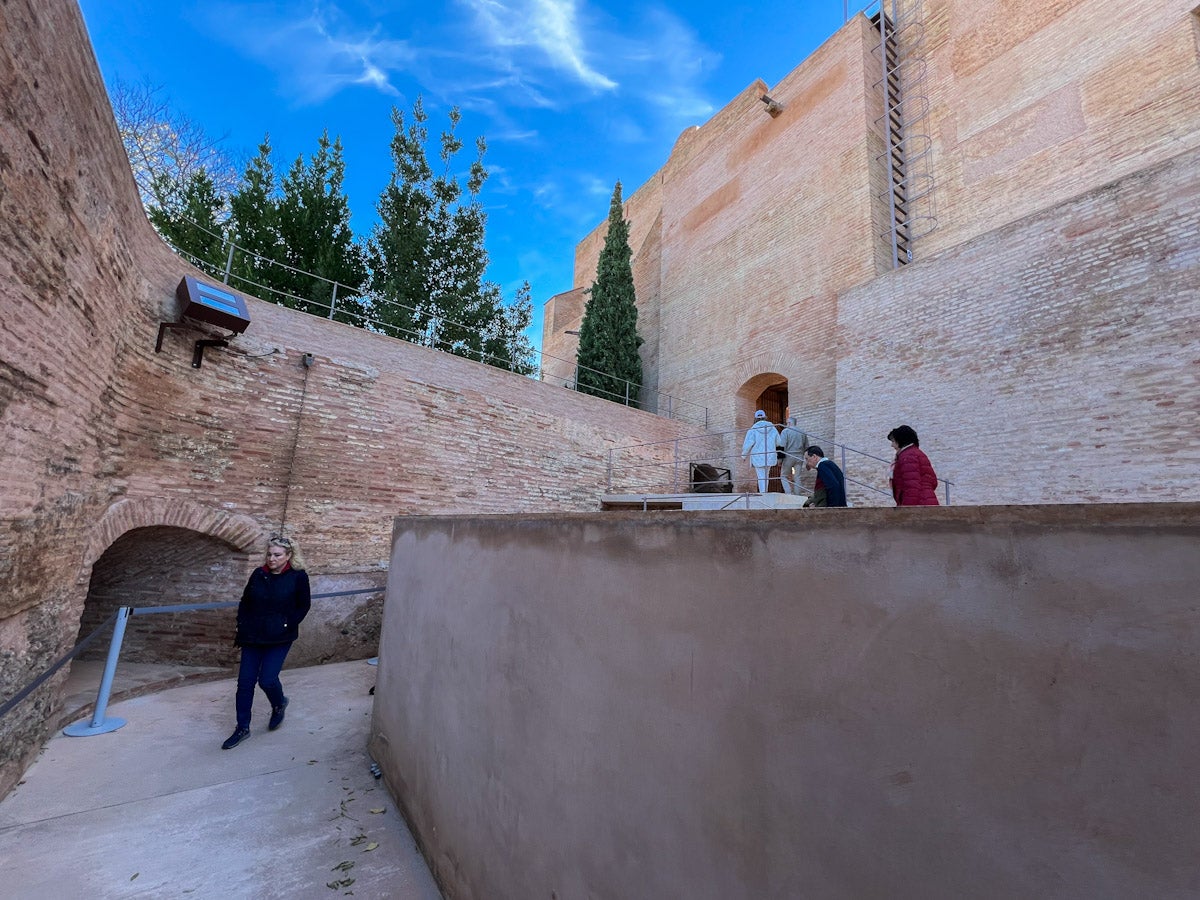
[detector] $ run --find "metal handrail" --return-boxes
[0,587,385,733]
[160,217,711,427]
[606,424,953,504]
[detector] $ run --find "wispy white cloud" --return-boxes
[460,0,617,91]
[198,1,718,146]
[581,175,611,198]
[607,8,719,125]
[200,2,416,104]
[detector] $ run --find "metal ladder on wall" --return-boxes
[872,0,937,268]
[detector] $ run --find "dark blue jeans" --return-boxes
[235,642,292,728]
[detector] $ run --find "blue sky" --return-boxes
[78,0,853,341]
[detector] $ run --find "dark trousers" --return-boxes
[235,642,292,728]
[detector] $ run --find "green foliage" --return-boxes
[481,281,538,376]
[146,168,226,279]
[576,181,643,406]
[226,133,367,326]
[226,137,280,300]
[276,132,368,325]
[129,90,534,375]
[367,98,536,373]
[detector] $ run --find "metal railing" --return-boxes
[606,425,953,505]
[161,218,710,428]
[0,588,384,736]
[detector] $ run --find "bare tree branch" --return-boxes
[108,78,240,208]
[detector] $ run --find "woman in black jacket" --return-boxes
[222,534,311,750]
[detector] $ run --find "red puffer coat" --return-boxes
[891,445,939,506]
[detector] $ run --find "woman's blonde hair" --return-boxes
[267,533,307,571]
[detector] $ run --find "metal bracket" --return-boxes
[155,321,186,352]
[192,338,229,368]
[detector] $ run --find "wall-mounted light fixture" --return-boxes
[156,276,252,368]
[760,94,784,117]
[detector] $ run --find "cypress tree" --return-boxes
[576,181,643,406]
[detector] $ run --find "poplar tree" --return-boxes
[225,133,368,326]
[367,98,437,343]
[275,132,367,324]
[576,181,643,406]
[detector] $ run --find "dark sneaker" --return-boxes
[222,727,250,750]
[268,697,289,731]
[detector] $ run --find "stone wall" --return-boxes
[372,504,1200,899]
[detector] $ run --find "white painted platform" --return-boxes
[601,492,811,511]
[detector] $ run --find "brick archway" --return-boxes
[734,370,788,423]
[734,372,790,492]
[74,499,267,666]
[81,498,263,585]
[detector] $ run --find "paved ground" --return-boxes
[57,658,231,731]
[0,660,442,899]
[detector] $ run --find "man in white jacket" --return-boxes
[741,410,782,493]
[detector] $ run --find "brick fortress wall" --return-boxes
[546,0,1200,502]
[0,0,701,798]
[835,145,1200,505]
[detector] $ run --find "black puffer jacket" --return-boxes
[235,565,311,646]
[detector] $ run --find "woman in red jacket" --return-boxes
[887,425,940,506]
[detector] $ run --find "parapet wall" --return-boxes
[372,504,1200,899]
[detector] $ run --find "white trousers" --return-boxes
[753,466,771,493]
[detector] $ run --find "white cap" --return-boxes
[754,410,766,419]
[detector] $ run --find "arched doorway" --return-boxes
[76,526,251,667]
[736,374,790,492]
[755,383,789,426]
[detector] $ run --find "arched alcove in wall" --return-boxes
[75,526,253,666]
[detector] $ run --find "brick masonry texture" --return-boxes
[836,147,1200,505]
[0,0,699,798]
[545,0,1199,503]
[3,0,1199,800]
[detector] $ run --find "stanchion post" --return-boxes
[63,606,131,737]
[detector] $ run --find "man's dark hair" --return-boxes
[805,445,823,458]
[887,425,920,447]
